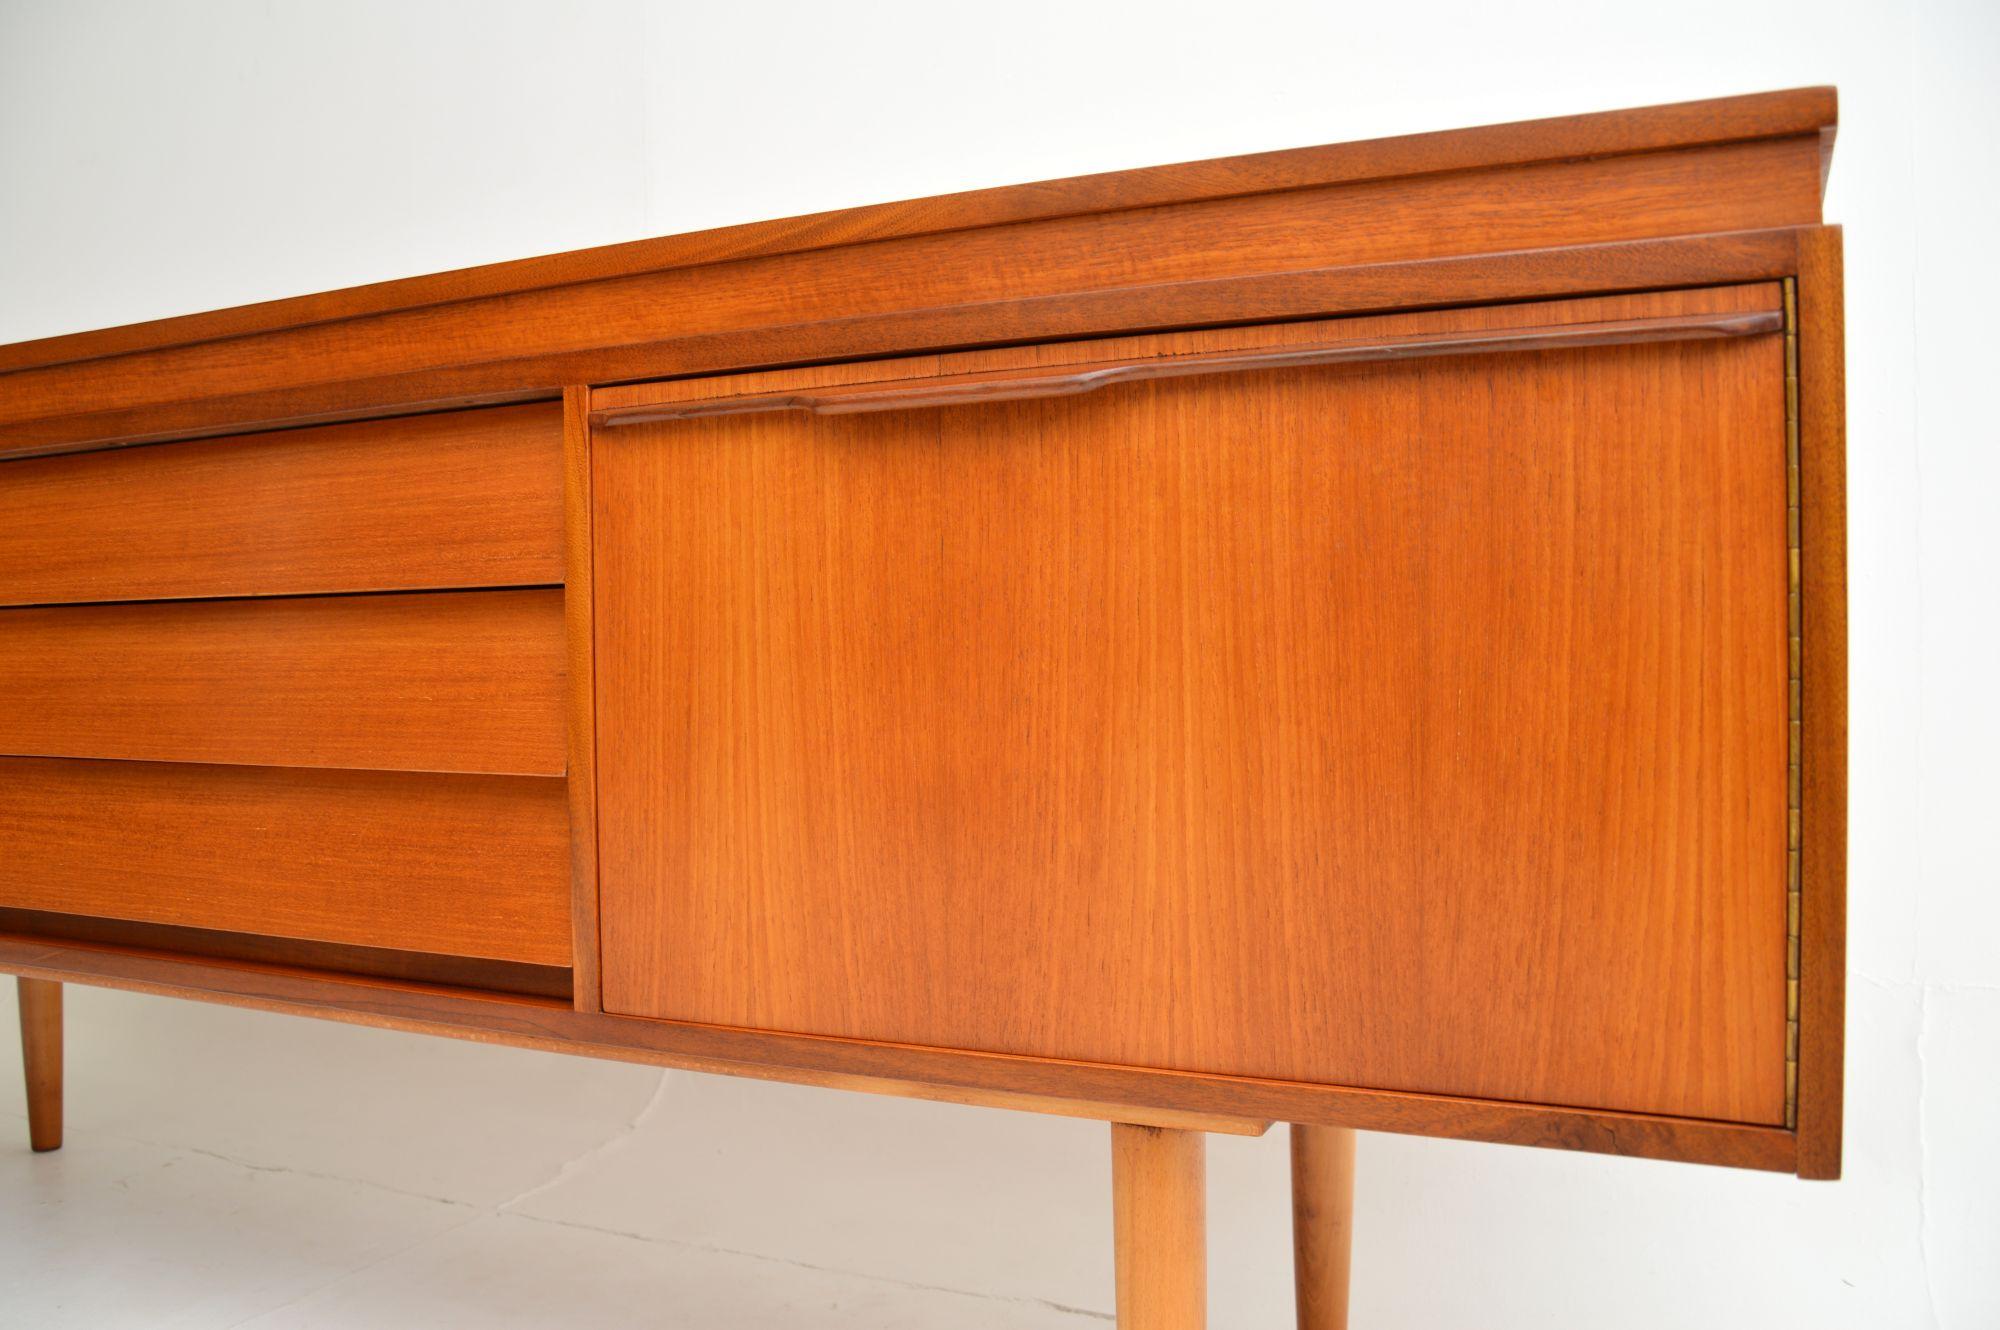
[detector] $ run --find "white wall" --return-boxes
[2,1,1995,1325]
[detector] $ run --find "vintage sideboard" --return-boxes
[1,87,1846,1327]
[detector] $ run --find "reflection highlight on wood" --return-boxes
[1112,1124,1206,1330]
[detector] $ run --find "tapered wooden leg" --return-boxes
[1110,1123,1205,1329]
[17,978,63,1152]
[1290,1125,1355,1330]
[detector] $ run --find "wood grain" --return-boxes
[0,404,562,606]
[0,932,1796,1170]
[0,590,565,775]
[15,977,62,1152]
[1291,1125,1357,1330]
[594,311,1782,423]
[0,231,1807,461]
[1112,1124,1207,1330]
[0,91,1844,1177]
[0,935,1259,1137]
[594,288,1791,1124]
[0,759,570,964]
[1,138,1820,430]
[1795,226,1848,1180]
[0,128,1828,456]
[562,387,603,1011]
[0,88,1833,378]
[594,283,1783,416]
[0,909,572,1000]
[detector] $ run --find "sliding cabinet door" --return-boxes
[592,285,1792,1124]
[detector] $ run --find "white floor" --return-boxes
[0,986,1116,1330]
[0,1130,1109,1328]
[4,978,1990,1328]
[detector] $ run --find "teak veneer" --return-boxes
[1,87,1848,1328]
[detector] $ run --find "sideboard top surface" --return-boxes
[0,87,1837,458]
[0,85,1835,377]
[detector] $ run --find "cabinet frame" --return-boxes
[0,88,1846,1177]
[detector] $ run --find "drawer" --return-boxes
[0,758,570,965]
[0,403,562,606]
[0,589,565,775]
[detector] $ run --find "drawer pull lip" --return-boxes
[593,308,1785,426]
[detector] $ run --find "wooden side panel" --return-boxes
[0,759,570,964]
[594,318,1791,1124]
[0,404,563,606]
[0,590,566,775]
[562,387,603,1010]
[1795,227,1848,1178]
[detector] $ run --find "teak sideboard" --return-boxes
[1,87,1847,1328]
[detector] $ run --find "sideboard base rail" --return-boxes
[0,935,1797,1172]
[12,970,1370,1329]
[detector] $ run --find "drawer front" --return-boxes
[0,403,562,606]
[0,590,565,775]
[592,285,1792,1125]
[0,758,570,964]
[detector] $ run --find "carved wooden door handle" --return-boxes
[592,309,1782,426]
